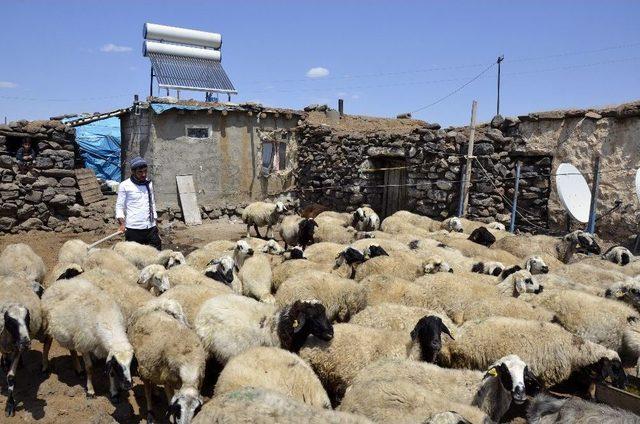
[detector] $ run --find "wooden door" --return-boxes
[382,167,407,218]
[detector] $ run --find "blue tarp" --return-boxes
[150,103,227,114]
[64,116,122,182]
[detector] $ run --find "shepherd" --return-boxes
[115,156,161,249]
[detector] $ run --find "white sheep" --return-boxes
[242,201,287,238]
[313,219,357,244]
[604,278,640,311]
[602,245,635,266]
[350,303,456,335]
[215,346,331,408]
[45,262,84,288]
[352,207,380,232]
[186,239,236,271]
[380,214,439,237]
[160,284,232,325]
[275,270,367,322]
[553,261,627,292]
[299,317,454,401]
[164,263,235,292]
[495,269,543,297]
[58,239,89,265]
[0,276,43,417]
[438,316,625,388]
[113,241,185,269]
[195,294,333,365]
[471,260,505,276]
[191,387,371,424]
[353,251,438,281]
[0,243,46,296]
[238,253,275,303]
[429,231,521,265]
[83,248,140,284]
[271,259,330,291]
[492,230,601,263]
[303,242,348,264]
[138,264,171,295]
[349,237,409,254]
[128,298,205,424]
[345,355,541,423]
[315,211,352,227]
[279,215,318,249]
[527,393,640,424]
[41,278,134,401]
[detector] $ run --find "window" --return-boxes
[186,126,210,138]
[261,142,274,176]
[278,142,287,170]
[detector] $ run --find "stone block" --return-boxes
[25,190,43,203]
[0,217,17,231]
[17,217,42,231]
[59,177,76,187]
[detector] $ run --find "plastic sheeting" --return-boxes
[65,116,122,182]
[150,102,228,114]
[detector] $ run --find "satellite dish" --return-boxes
[636,168,640,202]
[556,163,591,223]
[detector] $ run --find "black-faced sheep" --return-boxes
[299,317,454,402]
[215,346,331,408]
[128,298,205,424]
[471,261,505,277]
[0,243,46,296]
[242,201,286,238]
[602,245,634,266]
[605,279,640,312]
[467,227,496,247]
[279,215,318,249]
[203,256,242,294]
[194,294,333,365]
[350,303,456,336]
[438,316,625,388]
[42,278,134,401]
[492,230,601,263]
[0,276,43,417]
[527,393,640,424]
[191,387,371,424]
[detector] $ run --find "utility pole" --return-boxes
[496,55,504,116]
[460,100,478,217]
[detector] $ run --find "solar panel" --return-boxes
[149,52,237,94]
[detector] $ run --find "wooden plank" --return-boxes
[595,379,640,415]
[74,168,104,205]
[176,175,202,226]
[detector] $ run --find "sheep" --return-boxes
[58,239,90,264]
[0,243,46,296]
[0,276,43,417]
[338,376,490,424]
[256,238,288,268]
[271,259,330,291]
[160,284,232,325]
[382,272,553,324]
[299,317,454,401]
[353,251,439,281]
[467,227,496,247]
[496,269,544,297]
[531,273,601,296]
[46,262,84,287]
[428,232,521,266]
[380,213,440,236]
[138,264,171,295]
[527,393,640,424]
[521,288,640,374]
[113,241,185,269]
[276,271,367,322]
[83,248,140,283]
[203,256,243,294]
[192,387,372,424]
[77,268,154,322]
[352,206,380,232]
[602,245,634,266]
[41,278,134,401]
[525,255,551,274]
[215,346,331,408]
[346,355,541,423]
[605,278,640,311]
[350,237,410,254]
[279,215,318,249]
[304,242,348,264]
[314,219,358,244]
[195,294,333,365]
[315,211,352,226]
[438,316,625,388]
[487,222,506,231]
[471,261,505,277]
[186,239,236,271]
[128,298,205,424]
[351,303,456,336]
[238,253,275,303]
[492,230,601,263]
[242,201,287,238]
[553,261,627,291]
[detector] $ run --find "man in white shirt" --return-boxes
[115,157,161,249]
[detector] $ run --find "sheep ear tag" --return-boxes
[293,319,299,328]
[487,368,498,377]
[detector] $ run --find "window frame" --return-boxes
[185,125,211,139]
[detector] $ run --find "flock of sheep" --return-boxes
[1,199,640,423]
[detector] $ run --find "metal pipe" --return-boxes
[586,155,601,234]
[509,160,521,233]
[496,55,504,116]
[457,163,467,217]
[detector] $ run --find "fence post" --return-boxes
[509,160,521,233]
[460,100,478,217]
[586,155,601,234]
[457,163,466,217]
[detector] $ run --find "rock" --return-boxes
[0,203,17,217]
[436,181,453,190]
[473,143,495,156]
[59,177,76,187]
[34,157,54,168]
[18,217,43,231]
[0,156,12,169]
[490,115,505,128]
[16,174,37,185]
[25,190,43,203]
[42,187,56,202]
[40,168,76,178]
[33,176,58,189]
[584,111,602,119]
[0,217,16,231]
[208,208,222,219]
[17,204,36,220]
[50,194,72,207]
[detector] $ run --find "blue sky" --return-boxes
[1,0,639,126]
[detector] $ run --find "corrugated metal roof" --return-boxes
[149,53,237,94]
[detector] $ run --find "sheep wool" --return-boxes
[0,276,43,340]
[353,251,430,282]
[160,284,231,325]
[242,201,286,238]
[276,271,366,322]
[83,248,140,284]
[350,303,456,336]
[113,241,184,269]
[185,239,236,271]
[271,259,330,292]
[192,387,372,424]
[238,253,275,303]
[58,239,90,265]
[0,243,47,284]
[215,346,331,409]
[439,316,622,387]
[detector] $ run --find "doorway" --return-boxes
[381,159,407,218]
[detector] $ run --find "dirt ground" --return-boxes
[0,218,247,423]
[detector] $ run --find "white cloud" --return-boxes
[100,43,132,53]
[306,67,330,78]
[0,81,17,89]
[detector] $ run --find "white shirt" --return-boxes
[115,178,158,229]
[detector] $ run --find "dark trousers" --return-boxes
[125,226,162,250]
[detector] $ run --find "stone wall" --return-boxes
[295,116,551,234]
[0,120,117,234]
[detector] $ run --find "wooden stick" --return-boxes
[88,231,123,249]
[461,100,478,217]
